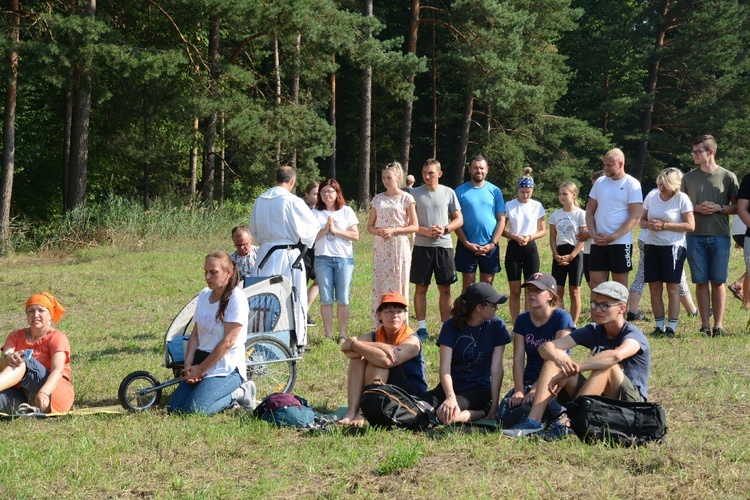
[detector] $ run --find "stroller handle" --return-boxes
[256,242,309,273]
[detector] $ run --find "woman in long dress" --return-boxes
[367,162,419,328]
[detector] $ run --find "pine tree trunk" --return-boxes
[274,32,282,165]
[0,0,19,252]
[399,0,419,172]
[66,0,96,212]
[358,0,373,209]
[634,0,670,181]
[190,117,199,199]
[290,32,301,168]
[453,89,473,186]
[202,14,220,205]
[329,54,337,179]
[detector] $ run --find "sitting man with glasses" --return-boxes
[504,281,650,437]
[338,292,428,426]
[230,225,259,279]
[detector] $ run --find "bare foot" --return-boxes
[338,417,366,427]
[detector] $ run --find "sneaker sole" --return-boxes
[502,427,544,438]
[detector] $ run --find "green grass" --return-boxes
[0,211,749,497]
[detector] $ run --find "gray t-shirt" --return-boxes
[412,185,461,248]
[570,322,650,400]
[681,166,739,237]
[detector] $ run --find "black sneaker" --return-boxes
[712,327,726,337]
[664,327,675,338]
[651,327,664,336]
[307,316,317,326]
[699,326,711,336]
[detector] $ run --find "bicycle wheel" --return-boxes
[245,334,297,397]
[118,371,163,411]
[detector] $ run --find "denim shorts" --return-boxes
[686,235,731,284]
[314,255,354,305]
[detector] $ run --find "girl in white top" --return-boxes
[502,168,546,325]
[639,167,695,337]
[548,181,586,324]
[312,179,360,340]
[168,251,251,414]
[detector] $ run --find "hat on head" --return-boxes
[462,282,508,306]
[25,292,66,324]
[591,281,629,303]
[521,272,557,294]
[377,292,409,311]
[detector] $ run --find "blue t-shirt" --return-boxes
[455,181,505,245]
[370,332,428,395]
[513,309,575,385]
[437,316,511,393]
[570,322,650,400]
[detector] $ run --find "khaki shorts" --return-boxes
[558,372,644,404]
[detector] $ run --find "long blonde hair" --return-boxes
[559,181,580,207]
[383,161,405,188]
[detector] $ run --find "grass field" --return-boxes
[0,212,749,498]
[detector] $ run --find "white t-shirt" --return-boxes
[193,287,249,380]
[548,207,586,246]
[732,213,747,237]
[589,174,643,245]
[643,189,693,247]
[312,206,359,258]
[505,199,545,236]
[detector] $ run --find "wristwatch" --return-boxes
[444,225,450,234]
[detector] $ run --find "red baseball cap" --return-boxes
[377,292,408,311]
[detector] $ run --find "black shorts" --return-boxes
[504,239,540,282]
[588,244,633,274]
[455,242,501,275]
[410,246,457,286]
[303,248,316,281]
[551,244,584,287]
[583,252,591,283]
[387,365,425,399]
[425,383,491,413]
[644,244,686,284]
[734,234,745,248]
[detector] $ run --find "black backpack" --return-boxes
[359,381,438,431]
[565,395,667,446]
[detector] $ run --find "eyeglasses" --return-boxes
[234,242,251,248]
[690,149,708,156]
[590,300,620,311]
[320,189,337,195]
[483,302,498,310]
[380,307,406,315]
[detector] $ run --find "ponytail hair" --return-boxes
[559,181,580,207]
[206,251,240,323]
[449,294,482,330]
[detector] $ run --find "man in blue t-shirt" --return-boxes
[504,281,650,437]
[454,154,506,293]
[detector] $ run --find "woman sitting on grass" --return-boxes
[425,282,510,424]
[0,293,74,414]
[338,292,427,425]
[497,273,574,439]
[168,251,254,415]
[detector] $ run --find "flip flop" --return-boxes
[728,284,743,301]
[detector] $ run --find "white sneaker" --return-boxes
[235,380,256,409]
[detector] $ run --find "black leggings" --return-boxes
[505,239,540,282]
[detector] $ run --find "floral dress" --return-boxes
[370,191,415,327]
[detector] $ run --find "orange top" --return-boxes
[374,323,415,347]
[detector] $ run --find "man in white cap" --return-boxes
[504,280,650,439]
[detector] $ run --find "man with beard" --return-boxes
[454,155,506,293]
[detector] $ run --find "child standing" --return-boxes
[548,182,586,324]
[502,168,546,325]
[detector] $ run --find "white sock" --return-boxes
[418,320,426,330]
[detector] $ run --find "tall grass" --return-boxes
[8,195,253,253]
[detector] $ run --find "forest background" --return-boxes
[1,0,749,252]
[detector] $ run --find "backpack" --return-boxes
[359,381,438,431]
[254,393,315,428]
[565,395,667,446]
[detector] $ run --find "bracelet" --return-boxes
[39,391,50,399]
